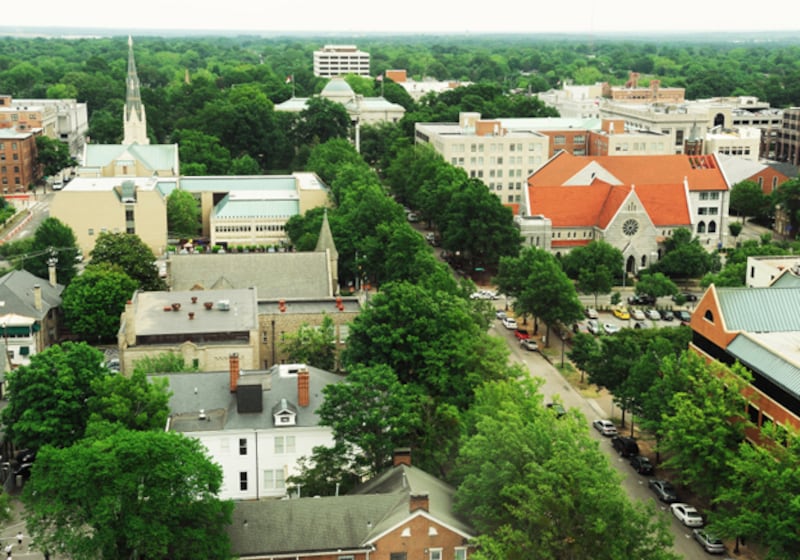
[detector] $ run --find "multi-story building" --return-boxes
[602,73,686,104]
[415,113,672,205]
[50,176,169,256]
[0,127,40,193]
[536,82,604,119]
[385,69,471,101]
[313,45,370,77]
[0,95,88,158]
[519,152,730,274]
[157,359,345,500]
[704,125,761,162]
[600,96,782,159]
[775,107,800,166]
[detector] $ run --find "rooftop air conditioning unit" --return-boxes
[217,300,231,311]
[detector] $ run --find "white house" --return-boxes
[155,357,344,500]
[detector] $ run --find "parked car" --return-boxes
[633,320,647,329]
[603,323,621,335]
[648,479,679,503]
[496,310,507,320]
[645,308,661,320]
[672,292,698,302]
[670,503,704,527]
[520,338,539,352]
[612,307,630,320]
[502,317,518,330]
[586,319,601,335]
[628,294,656,305]
[584,307,598,319]
[106,358,121,373]
[592,419,618,436]
[629,455,655,475]
[659,309,674,321]
[630,308,646,321]
[611,436,639,457]
[546,402,567,418]
[675,310,692,323]
[406,212,419,223]
[692,528,726,554]
[515,329,530,340]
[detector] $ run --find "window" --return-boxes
[239,472,248,491]
[338,556,355,560]
[429,549,442,560]
[239,438,247,455]
[455,549,468,560]
[390,554,407,560]
[263,469,285,489]
[554,135,565,145]
[274,435,296,454]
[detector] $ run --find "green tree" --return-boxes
[0,342,108,449]
[132,352,199,374]
[562,241,624,306]
[728,221,743,242]
[166,189,201,239]
[772,178,800,238]
[633,272,678,301]
[22,217,79,286]
[35,136,76,180]
[318,363,422,476]
[294,96,351,146]
[23,429,233,560]
[659,353,752,500]
[495,247,584,344]
[729,180,768,222]
[280,315,337,371]
[454,378,678,560]
[172,129,232,175]
[61,263,138,341]
[87,370,171,433]
[90,231,166,291]
[650,227,717,279]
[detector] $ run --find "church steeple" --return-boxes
[123,36,149,145]
[315,209,339,296]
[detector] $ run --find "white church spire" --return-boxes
[123,36,149,145]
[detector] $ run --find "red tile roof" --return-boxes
[529,152,728,192]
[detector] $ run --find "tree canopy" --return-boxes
[22,217,79,286]
[23,429,233,560]
[89,232,166,291]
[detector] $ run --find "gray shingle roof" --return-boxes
[168,253,333,299]
[0,269,63,320]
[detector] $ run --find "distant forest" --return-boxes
[1,33,799,169]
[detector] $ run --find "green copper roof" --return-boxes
[715,286,800,332]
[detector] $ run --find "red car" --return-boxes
[514,329,530,340]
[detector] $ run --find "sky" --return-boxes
[2,0,799,35]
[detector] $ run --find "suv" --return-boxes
[611,436,639,457]
[627,294,656,305]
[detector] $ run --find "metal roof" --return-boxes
[716,286,800,332]
[213,196,299,219]
[728,333,800,399]
[178,175,297,192]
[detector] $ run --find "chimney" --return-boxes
[297,367,310,407]
[229,353,240,393]
[124,299,136,346]
[48,260,57,287]
[393,447,412,467]
[33,284,42,312]
[409,492,429,513]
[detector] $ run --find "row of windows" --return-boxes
[238,469,286,491]
[389,550,466,560]
[488,182,524,191]
[553,230,596,239]
[454,142,543,153]
[214,224,286,233]
[698,192,721,201]
[717,146,752,156]
[1,166,21,173]
[0,154,19,161]
[1,177,21,185]
[697,220,718,233]
[698,207,719,215]
[0,143,19,150]
[554,135,586,145]
[236,435,296,456]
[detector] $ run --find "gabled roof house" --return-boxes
[227,450,475,559]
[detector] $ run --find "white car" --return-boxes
[520,339,539,352]
[585,307,598,319]
[670,503,704,527]
[586,319,600,335]
[502,317,518,330]
[631,308,646,321]
[603,323,621,335]
[592,419,618,436]
[645,308,661,320]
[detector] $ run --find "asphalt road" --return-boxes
[491,318,733,560]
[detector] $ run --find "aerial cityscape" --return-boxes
[0,19,798,560]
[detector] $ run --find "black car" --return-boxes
[675,310,692,323]
[648,479,678,503]
[672,292,698,302]
[611,436,639,458]
[659,309,674,321]
[627,294,656,305]
[630,455,654,475]
[546,402,567,418]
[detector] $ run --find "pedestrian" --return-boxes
[4,542,11,558]
[14,532,21,546]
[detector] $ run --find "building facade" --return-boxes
[6,96,88,158]
[0,128,40,193]
[158,360,344,500]
[313,45,370,77]
[50,176,169,257]
[775,107,800,166]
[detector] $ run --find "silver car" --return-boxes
[692,529,725,554]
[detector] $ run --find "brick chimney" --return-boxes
[33,284,42,312]
[229,353,240,393]
[297,368,310,407]
[393,447,412,467]
[409,492,429,513]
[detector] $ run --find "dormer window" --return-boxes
[272,397,297,426]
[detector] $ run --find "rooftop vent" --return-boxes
[217,299,230,311]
